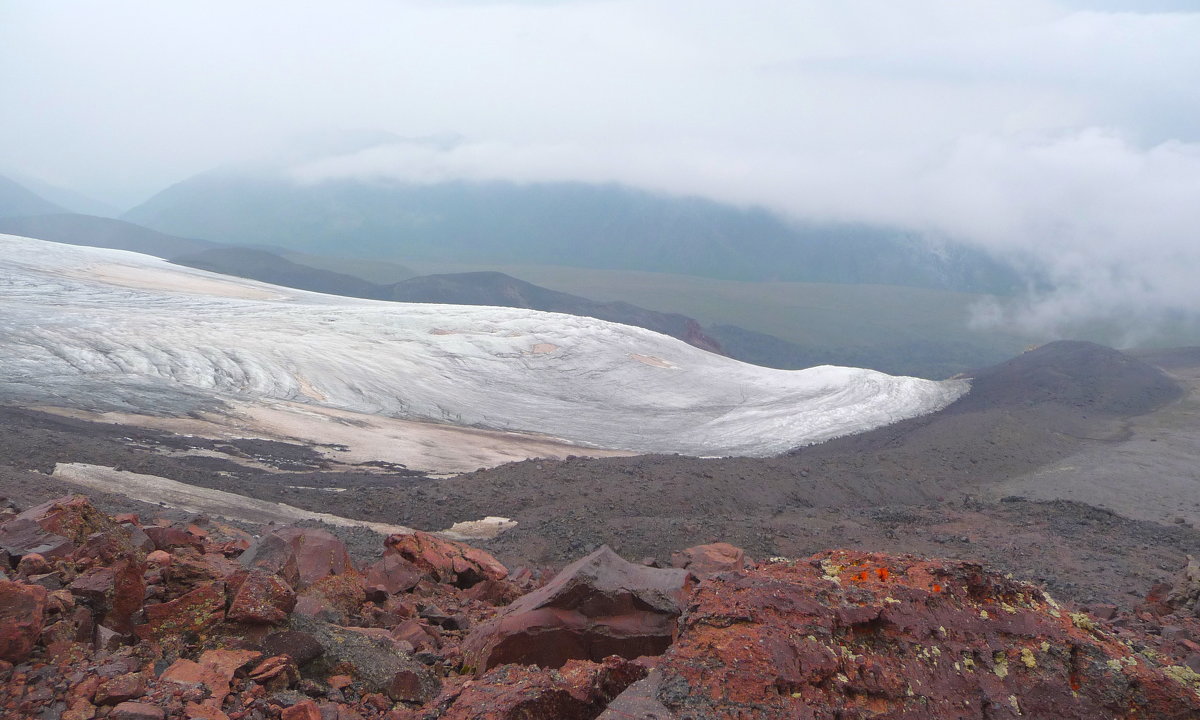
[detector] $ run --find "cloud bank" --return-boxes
[3,1,1199,340]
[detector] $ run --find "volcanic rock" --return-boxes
[0,579,47,662]
[226,570,297,624]
[135,581,226,643]
[290,615,441,703]
[240,527,355,590]
[463,545,693,671]
[669,542,749,576]
[364,552,424,595]
[111,701,165,720]
[646,550,1200,719]
[1167,555,1200,616]
[438,656,648,720]
[383,531,509,589]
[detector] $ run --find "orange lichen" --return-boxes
[876,568,890,582]
[932,584,943,593]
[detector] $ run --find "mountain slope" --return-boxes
[0,212,216,257]
[380,271,724,354]
[172,246,380,298]
[0,174,66,218]
[125,173,1021,293]
[0,233,967,457]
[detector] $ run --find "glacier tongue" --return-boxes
[0,234,969,457]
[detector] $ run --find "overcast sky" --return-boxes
[3,1,1199,337]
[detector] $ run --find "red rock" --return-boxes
[68,558,145,634]
[463,546,693,671]
[240,527,355,590]
[669,542,749,575]
[440,658,647,720]
[391,619,440,652]
[144,525,203,552]
[146,550,172,566]
[281,700,321,720]
[161,650,259,713]
[384,531,508,589]
[297,572,365,622]
[0,580,47,662]
[364,553,423,595]
[72,527,147,564]
[135,581,226,643]
[0,517,75,559]
[327,674,352,689]
[184,702,231,720]
[19,495,117,543]
[16,552,49,575]
[646,550,1200,719]
[226,570,297,624]
[111,702,166,720]
[247,655,299,690]
[93,672,146,705]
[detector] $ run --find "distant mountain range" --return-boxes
[0,171,1031,377]
[124,171,1023,294]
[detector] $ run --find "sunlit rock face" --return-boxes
[0,234,967,456]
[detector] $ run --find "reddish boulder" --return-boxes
[0,580,47,662]
[93,673,147,705]
[364,553,424,595]
[226,570,297,624]
[669,542,749,576]
[136,581,226,643]
[111,702,165,720]
[67,558,145,633]
[240,527,355,590]
[0,496,122,560]
[384,531,508,589]
[463,546,693,671]
[440,657,647,720]
[648,550,1200,719]
[143,525,203,552]
[281,700,322,720]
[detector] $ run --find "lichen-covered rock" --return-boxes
[0,580,47,662]
[463,545,693,671]
[135,581,226,643]
[383,531,508,589]
[646,550,1200,720]
[226,570,297,624]
[290,615,441,703]
[1167,555,1200,616]
[67,558,145,633]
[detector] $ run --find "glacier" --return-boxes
[0,234,969,457]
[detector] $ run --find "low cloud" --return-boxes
[5,1,1200,342]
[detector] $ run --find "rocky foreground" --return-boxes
[3,497,1200,719]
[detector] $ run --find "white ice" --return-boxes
[0,234,969,457]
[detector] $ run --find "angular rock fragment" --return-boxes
[463,545,693,670]
[669,542,749,576]
[384,530,508,589]
[240,527,355,590]
[226,570,297,624]
[0,580,47,662]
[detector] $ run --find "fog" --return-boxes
[3,1,1199,337]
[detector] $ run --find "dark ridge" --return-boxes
[950,340,1182,416]
[172,246,380,298]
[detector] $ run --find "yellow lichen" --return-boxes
[993,652,1009,679]
[1009,695,1022,715]
[1020,648,1037,669]
[979,610,990,620]
[1070,613,1098,632]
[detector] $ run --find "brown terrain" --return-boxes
[3,340,1200,716]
